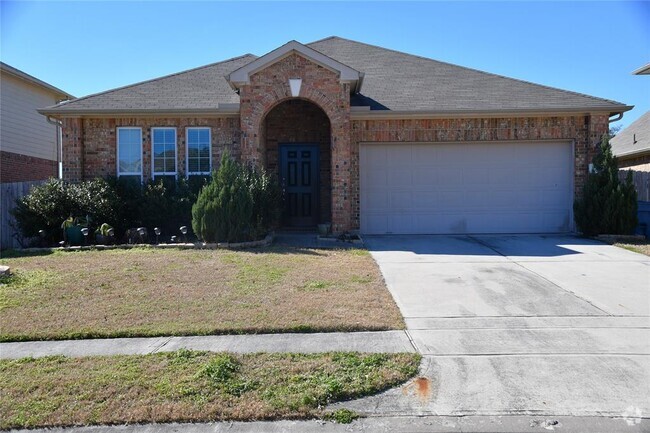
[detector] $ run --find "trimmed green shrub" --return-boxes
[14,176,208,246]
[12,178,121,244]
[107,176,208,240]
[574,134,638,236]
[192,153,280,243]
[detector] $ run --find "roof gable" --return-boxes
[227,41,362,92]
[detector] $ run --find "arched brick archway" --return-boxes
[237,53,352,232]
[262,99,332,226]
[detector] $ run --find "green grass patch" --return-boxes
[0,351,420,429]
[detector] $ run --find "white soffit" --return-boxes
[227,40,362,88]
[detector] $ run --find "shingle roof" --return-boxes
[309,37,629,113]
[41,36,630,116]
[41,54,256,114]
[611,111,650,158]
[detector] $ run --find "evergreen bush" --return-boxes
[192,153,280,243]
[574,134,638,236]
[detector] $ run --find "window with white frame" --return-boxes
[186,127,211,175]
[117,127,142,178]
[152,127,177,177]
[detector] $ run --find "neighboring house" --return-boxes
[39,37,632,235]
[611,111,650,171]
[611,64,649,171]
[0,62,73,183]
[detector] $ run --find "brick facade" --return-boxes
[348,115,608,229]
[62,117,240,183]
[264,99,331,223]
[0,150,57,183]
[238,53,352,232]
[59,53,610,233]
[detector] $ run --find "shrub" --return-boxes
[574,134,638,236]
[14,176,207,246]
[107,176,207,240]
[192,153,280,243]
[13,178,121,244]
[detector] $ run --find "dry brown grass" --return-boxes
[0,351,420,429]
[0,247,404,341]
[614,240,650,256]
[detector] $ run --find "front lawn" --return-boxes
[0,247,404,341]
[0,350,420,429]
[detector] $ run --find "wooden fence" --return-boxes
[619,170,650,202]
[1,180,45,251]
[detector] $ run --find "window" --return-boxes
[117,127,142,178]
[186,127,211,175]
[152,127,177,178]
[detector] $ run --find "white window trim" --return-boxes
[151,127,178,178]
[116,127,143,179]
[185,127,212,176]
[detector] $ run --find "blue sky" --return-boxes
[2,1,648,128]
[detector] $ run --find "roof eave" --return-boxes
[38,107,241,118]
[349,106,634,120]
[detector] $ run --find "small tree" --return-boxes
[574,134,637,236]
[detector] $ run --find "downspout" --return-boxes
[46,115,63,179]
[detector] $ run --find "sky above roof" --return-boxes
[1,1,648,128]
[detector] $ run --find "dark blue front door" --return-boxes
[279,144,319,227]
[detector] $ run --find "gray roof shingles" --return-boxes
[611,111,650,157]
[42,36,629,115]
[43,54,257,113]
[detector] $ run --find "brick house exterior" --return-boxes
[43,38,630,235]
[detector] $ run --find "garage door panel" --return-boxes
[390,191,413,209]
[360,142,573,234]
[388,170,412,187]
[364,169,388,187]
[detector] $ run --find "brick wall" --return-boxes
[349,115,608,229]
[238,53,352,232]
[59,104,609,232]
[0,150,57,183]
[62,117,240,182]
[264,99,331,223]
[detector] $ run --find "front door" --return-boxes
[279,144,319,227]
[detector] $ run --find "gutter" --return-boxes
[38,105,634,120]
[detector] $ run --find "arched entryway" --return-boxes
[262,99,332,228]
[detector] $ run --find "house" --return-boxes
[38,37,632,235]
[1,62,73,183]
[611,111,649,171]
[611,64,649,171]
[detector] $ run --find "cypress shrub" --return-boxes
[574,134,638,236]
[192,153,280,243]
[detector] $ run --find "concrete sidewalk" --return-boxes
[0,331,415,359]
[8,415,648,433]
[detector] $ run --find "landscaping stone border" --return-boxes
[596,234,647,243]
[15,233,275,253]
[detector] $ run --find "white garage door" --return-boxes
[360,142,573,234]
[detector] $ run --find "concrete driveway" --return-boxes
[338,235,650,421]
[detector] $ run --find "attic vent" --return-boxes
[634,133,637,144]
